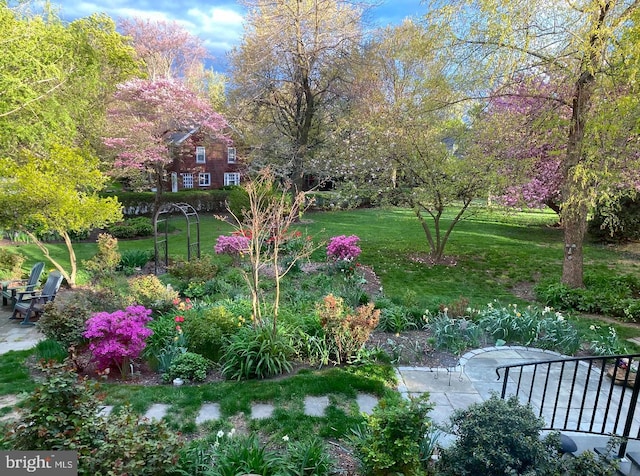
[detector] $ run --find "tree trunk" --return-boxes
[561,201,588,288]
[24,230,73,287]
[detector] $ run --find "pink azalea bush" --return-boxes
[327,235,361,261]
[84,305,153,375]
[214,234,250,256]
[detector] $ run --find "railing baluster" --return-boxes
[601,358,619,434]
[550,361,566,427]
[564,360,580,429]
[527,364,538,406]
[540,362,552,418]
[620,357,640,458]
[576,360,594,432]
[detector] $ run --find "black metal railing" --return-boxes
[496,353,640,458]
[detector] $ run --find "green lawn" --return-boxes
[6,204,639,312]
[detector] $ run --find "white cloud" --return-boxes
[187,6,245,45]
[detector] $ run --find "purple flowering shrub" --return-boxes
[83,305,153,375]
[327,235,361,261]
[214,234,250,256]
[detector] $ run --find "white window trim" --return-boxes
[195,146,206,164]
[198,172,211,187]
[224,172,240,186]
[227,147,237,164]
[182,173,194,189]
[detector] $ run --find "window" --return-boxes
[195,146,206,164]
[182,173,194,189]
[198,173,211,187]
[227,147,237,164]
[224,172,240,186]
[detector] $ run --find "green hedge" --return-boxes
[101,190,231,216]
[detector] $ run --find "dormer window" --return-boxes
[195,146,206,164]
[227,147,237,164]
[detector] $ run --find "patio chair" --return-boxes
[1,262,45,306]
[11,270,64,325]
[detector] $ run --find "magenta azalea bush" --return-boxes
[327,235,361,261]
[214,234,250,255]
[84,305,153,374]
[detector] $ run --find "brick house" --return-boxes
[166,127,240,191]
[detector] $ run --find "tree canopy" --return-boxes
[228,0,364,190]
[0,145,123,286]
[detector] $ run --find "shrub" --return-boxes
[108,216,154,238]
[221,323,294,380]
[181,306,240,362]
[82,233,120,278]
[589,195,640,243]
[535,273,640,322]
[83,305,153,375]
[226,185,250,220]
[37,288,115,350]
[2,362,181,476]
[351,394,433,476]
[326,234,361,262]
[437,395,563,476]
[168,254,219,282]
[0,249,25,280]
[86,406,181,476]
[128,274,179,312]
[318,294,380,364]
[165,351,211,382]
[214,234,250,256]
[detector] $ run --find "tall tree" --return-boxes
[228,0,364,191]
[317,21,494,261]
[0,145,123,287]
[425,0,640,288]
[103,78,228,205]
[118,17,210,80]
[0,4,136,157]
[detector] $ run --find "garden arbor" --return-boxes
[153,202,200,274]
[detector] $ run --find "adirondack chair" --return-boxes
[1,262,45,306]
[11,270,64,325]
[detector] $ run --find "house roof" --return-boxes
[166,127,200,146]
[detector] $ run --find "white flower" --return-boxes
[217,430,224,439]
[589,325,596,331]
[282,435,290,442]
[544,306,552,313]
[555,312,564,321]
[229,428,236,437]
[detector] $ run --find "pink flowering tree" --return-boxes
[83,305,153,377]
[474,75,572,216]
[103,78,228,205]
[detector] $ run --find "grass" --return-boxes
[99,367,396,438]
[7,205,638,311]
[0,350,36,395]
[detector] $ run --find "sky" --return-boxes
[50,0,427,71]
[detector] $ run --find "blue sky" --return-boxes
[51,0,426,71]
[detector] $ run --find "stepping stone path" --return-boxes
[144,403,170,421]
[196,403,221,424]
[304,395,329,416]
[88,393,379,424]
[251,403,274,420]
